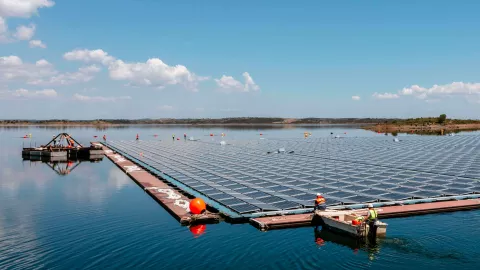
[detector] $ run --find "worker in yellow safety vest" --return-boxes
[314,193,326,211]
[366,203,378,236]
[367,203,378,222]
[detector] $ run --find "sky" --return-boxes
[1,0,480,119]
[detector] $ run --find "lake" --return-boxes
[1,126,479,269]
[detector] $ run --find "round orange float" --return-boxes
[189,198,206,214]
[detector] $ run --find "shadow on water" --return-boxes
[313,227,465,262]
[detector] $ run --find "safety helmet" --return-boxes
[368,203,373,208]
[316,193,322,197]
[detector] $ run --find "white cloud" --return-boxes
[63,49,115,65]
[35,59,50,67]
[400,82,480,100]
[215,75,243,90]
[0,1,54,43]
[109,59,208,91]
[64,49,207,91]
[30,64,101,86]
[0,0,55,18]
[73,93,131,102]
[0,17,7,41]
[0,55,56,81]
[158,105,174,111]
[215,72,260,92]
[0,55,101,86]
[243,72,260,91]
[372,92,400,99]
[1,88,57,99]
[13,24,35,40]
[29,39,46,48]
[1,55,23,65]
[352,95,360,101]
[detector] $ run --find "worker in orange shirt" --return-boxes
[314,193,326,211]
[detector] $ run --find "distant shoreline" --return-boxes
[1,117,480,133]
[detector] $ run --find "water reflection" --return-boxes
[314,227,381,261]
[22,156,103,176]
[189,224,207,238]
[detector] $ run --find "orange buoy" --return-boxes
[260,133,263,136]
[189,198,206,214]
[189,224,206,236]
[210,133,214,136]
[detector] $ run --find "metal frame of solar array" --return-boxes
[107,135,480,217]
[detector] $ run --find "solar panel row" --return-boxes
[107,135,480,216]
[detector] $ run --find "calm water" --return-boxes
[1,126,479,269]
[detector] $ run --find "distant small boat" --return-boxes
[317,210,387,238]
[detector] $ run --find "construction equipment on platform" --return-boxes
[22,133,104,159]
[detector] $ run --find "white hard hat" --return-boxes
[368,203,373,208]
[316,193,322,196]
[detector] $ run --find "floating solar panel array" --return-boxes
[107,135,480,217]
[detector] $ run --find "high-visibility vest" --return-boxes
[368,209,378,220]
[315,197,326,205]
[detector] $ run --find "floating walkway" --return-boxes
[100,135,480,229]
[99,143,220,225]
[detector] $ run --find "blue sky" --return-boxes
[1,0,480,119]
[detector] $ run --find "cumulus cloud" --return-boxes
[215,72,260,92]
[73,93,131,102]
[0,1,54,43]
[0,55,56,81]
[0,0,55,18]
[400,82,480,100]
[372,92,400,99]
[35,59,50,67]
[0,55,101,86]
[109,59,206,91]
[63,49,115,65]
[64,49,207,91]
[352,95,360,101]
[215,75,243,90]
[13,24,35,40]
[29,39,46,48]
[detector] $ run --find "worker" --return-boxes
[172,134,175,141]
[366,203,378,236]
[103,135,106,141]
[136,134,139,141]
[184,133,187,140]
[314,193,326,211]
